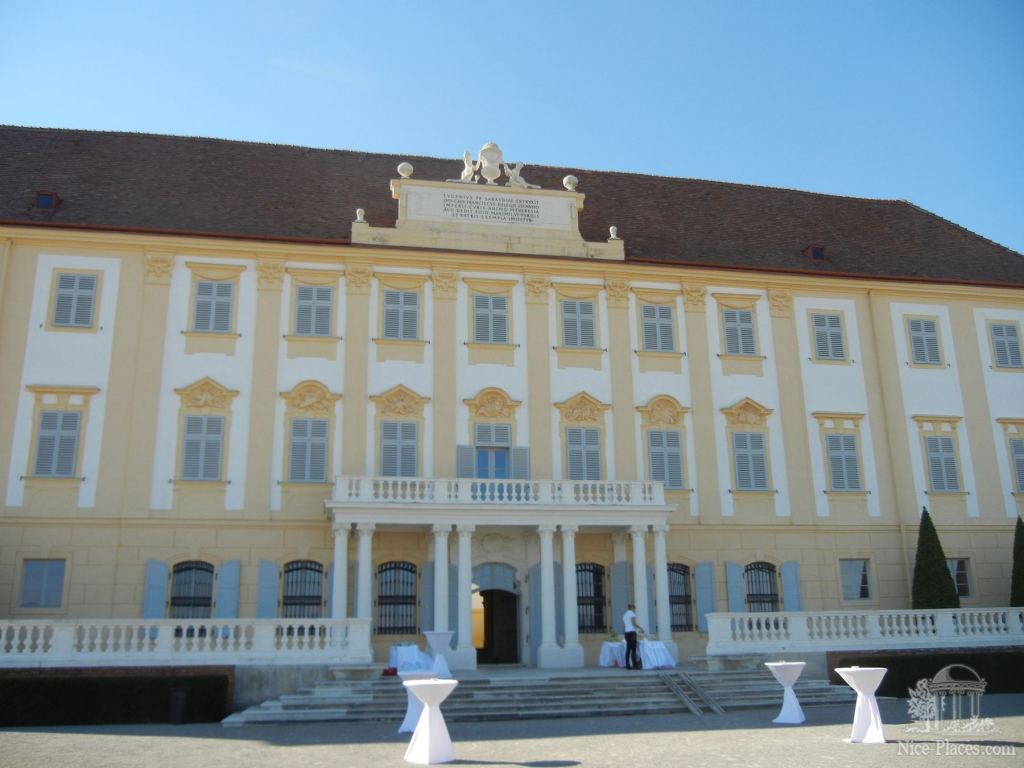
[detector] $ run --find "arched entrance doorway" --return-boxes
[473,562,519,665]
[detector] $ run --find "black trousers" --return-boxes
[624,631,639,669]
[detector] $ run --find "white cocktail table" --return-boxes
[835,666,887,744]
[765,661,806,724]
[403,678,459,765]
[398,671,436,733]
[423,630,454,679]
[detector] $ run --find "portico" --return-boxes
[324,477,674,670]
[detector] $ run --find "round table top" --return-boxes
[834,666,887,693]
[765,661,806,685]
[403,678,459,705]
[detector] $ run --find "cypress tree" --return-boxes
[911,507,960,609]
[1011,516,1024,607]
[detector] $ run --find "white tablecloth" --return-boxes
[598,639,676,669]
[389,643,432,672]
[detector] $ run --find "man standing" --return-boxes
[622,602,645,670]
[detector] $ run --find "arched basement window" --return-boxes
[377,561,417,634]
[576,562,606,633]
[668,563,693,631]
[169,560,214,619]
[282,560,324,619]
[744,561,779,612]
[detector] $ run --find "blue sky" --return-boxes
[2,1,1022,256]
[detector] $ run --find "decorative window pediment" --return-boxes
[281,380,341,415]
[637,395,689,427]
[463,387,521,422]
[174,377,239,411]
[371,384,430,417]
[721,398,773,428]
[555,392,610,426]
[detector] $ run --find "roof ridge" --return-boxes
[0,124,903,205]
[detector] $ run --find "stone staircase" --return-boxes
[223,660,856,726]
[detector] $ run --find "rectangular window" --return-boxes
[811,313,846,361]
[475,423,511,479]
[473,294,509,344]
[289,418,328,483]
[732,431,768,490]
[295,285,333,337]
[946,558,971,598]
[1011,437,1024,492]
[53,273,97,328]
[907,317,941,365]
[826,433,862,491]
[381,421,417,477]
[990,323,1022,368]
[641,304,675,352]
[648,429,684,489]
[33,411,81,477]
[182,415,224,481]
[924,434,961,492]
[193,280,234,333]
[561,299,596,348]
[722,309,756,355]
[383,290,419,340]
[566,427,601,481]
[839,559,870,600]
[20,559,66,609]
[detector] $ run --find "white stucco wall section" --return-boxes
[973,306,1024,517]
[6,254,121,508]
[149,256,257,510]
[794,297,880,517]
[454,274,528,450]
[270,266,346,509]
[705,289,788,517]
[890,302,978,518]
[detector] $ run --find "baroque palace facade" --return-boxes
[1,127,1023,669]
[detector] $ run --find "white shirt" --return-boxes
[623,609,638,633]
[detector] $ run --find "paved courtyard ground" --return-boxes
[2,695,1022,768]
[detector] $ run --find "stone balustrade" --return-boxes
[334,477,665,506]
[706,607,1024,655]
[0,617,373,668]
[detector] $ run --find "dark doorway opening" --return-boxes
[477,589,518,664]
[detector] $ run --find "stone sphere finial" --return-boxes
[563,175,579,192]
[609,225,620,240]
[397,162,413,179]
[355,208,366,223]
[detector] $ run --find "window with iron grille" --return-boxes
[473,293,509,344]
[181,415,224,481]
[907,317,941,365]
[381,421,417,477]
[946,558,971,598]
[668,563,693,631]
[839,558,871,600]
[825,433,862,491]
[377,561,417,634]
[811,313,845,361]
[641,303,675,352]
[193,280,234,333]
[295,285,333,336]
[282,560,324,618]
[33,411,81,477]
[990,323,1022,368]
[732,431,768,491]
[743,561,779,612]
[924,435,961,492]
[722,308,756,356]
[383,290,419,340]
[566,427,601,481]
[289,418,328,483]
[53,273,97,328]
[169,560,214,619]
[576,563,606,633]
[648,429,684,489]
[561,299,596,348]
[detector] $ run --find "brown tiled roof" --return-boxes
[1,126,1021,286]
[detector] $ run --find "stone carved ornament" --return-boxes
[285,382,337,415]
[373,386,428,417]
[346,265,372,291]
[257,260,285,289]
[144,252,174,282]
[768,290,793,317]
[176,378,238,410]
[722,397,772,427]
[682,286,707,312]
[647,397,682,426]
[448,142,541,189]
[475,392,513,419]
[558,393,609,424]
[432,269,458,298]
[524,275,551,301]
[604,279,630,307]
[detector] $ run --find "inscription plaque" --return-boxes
[441,191,541,225]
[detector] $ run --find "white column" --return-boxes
[449,524,477,671]
[433,524,451,632]
[630,525,649,629]
[331,521,350,619]
[652,524,677,659]
[536,524,560,666]
[560,525,584,665]
[355,522,375,619]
